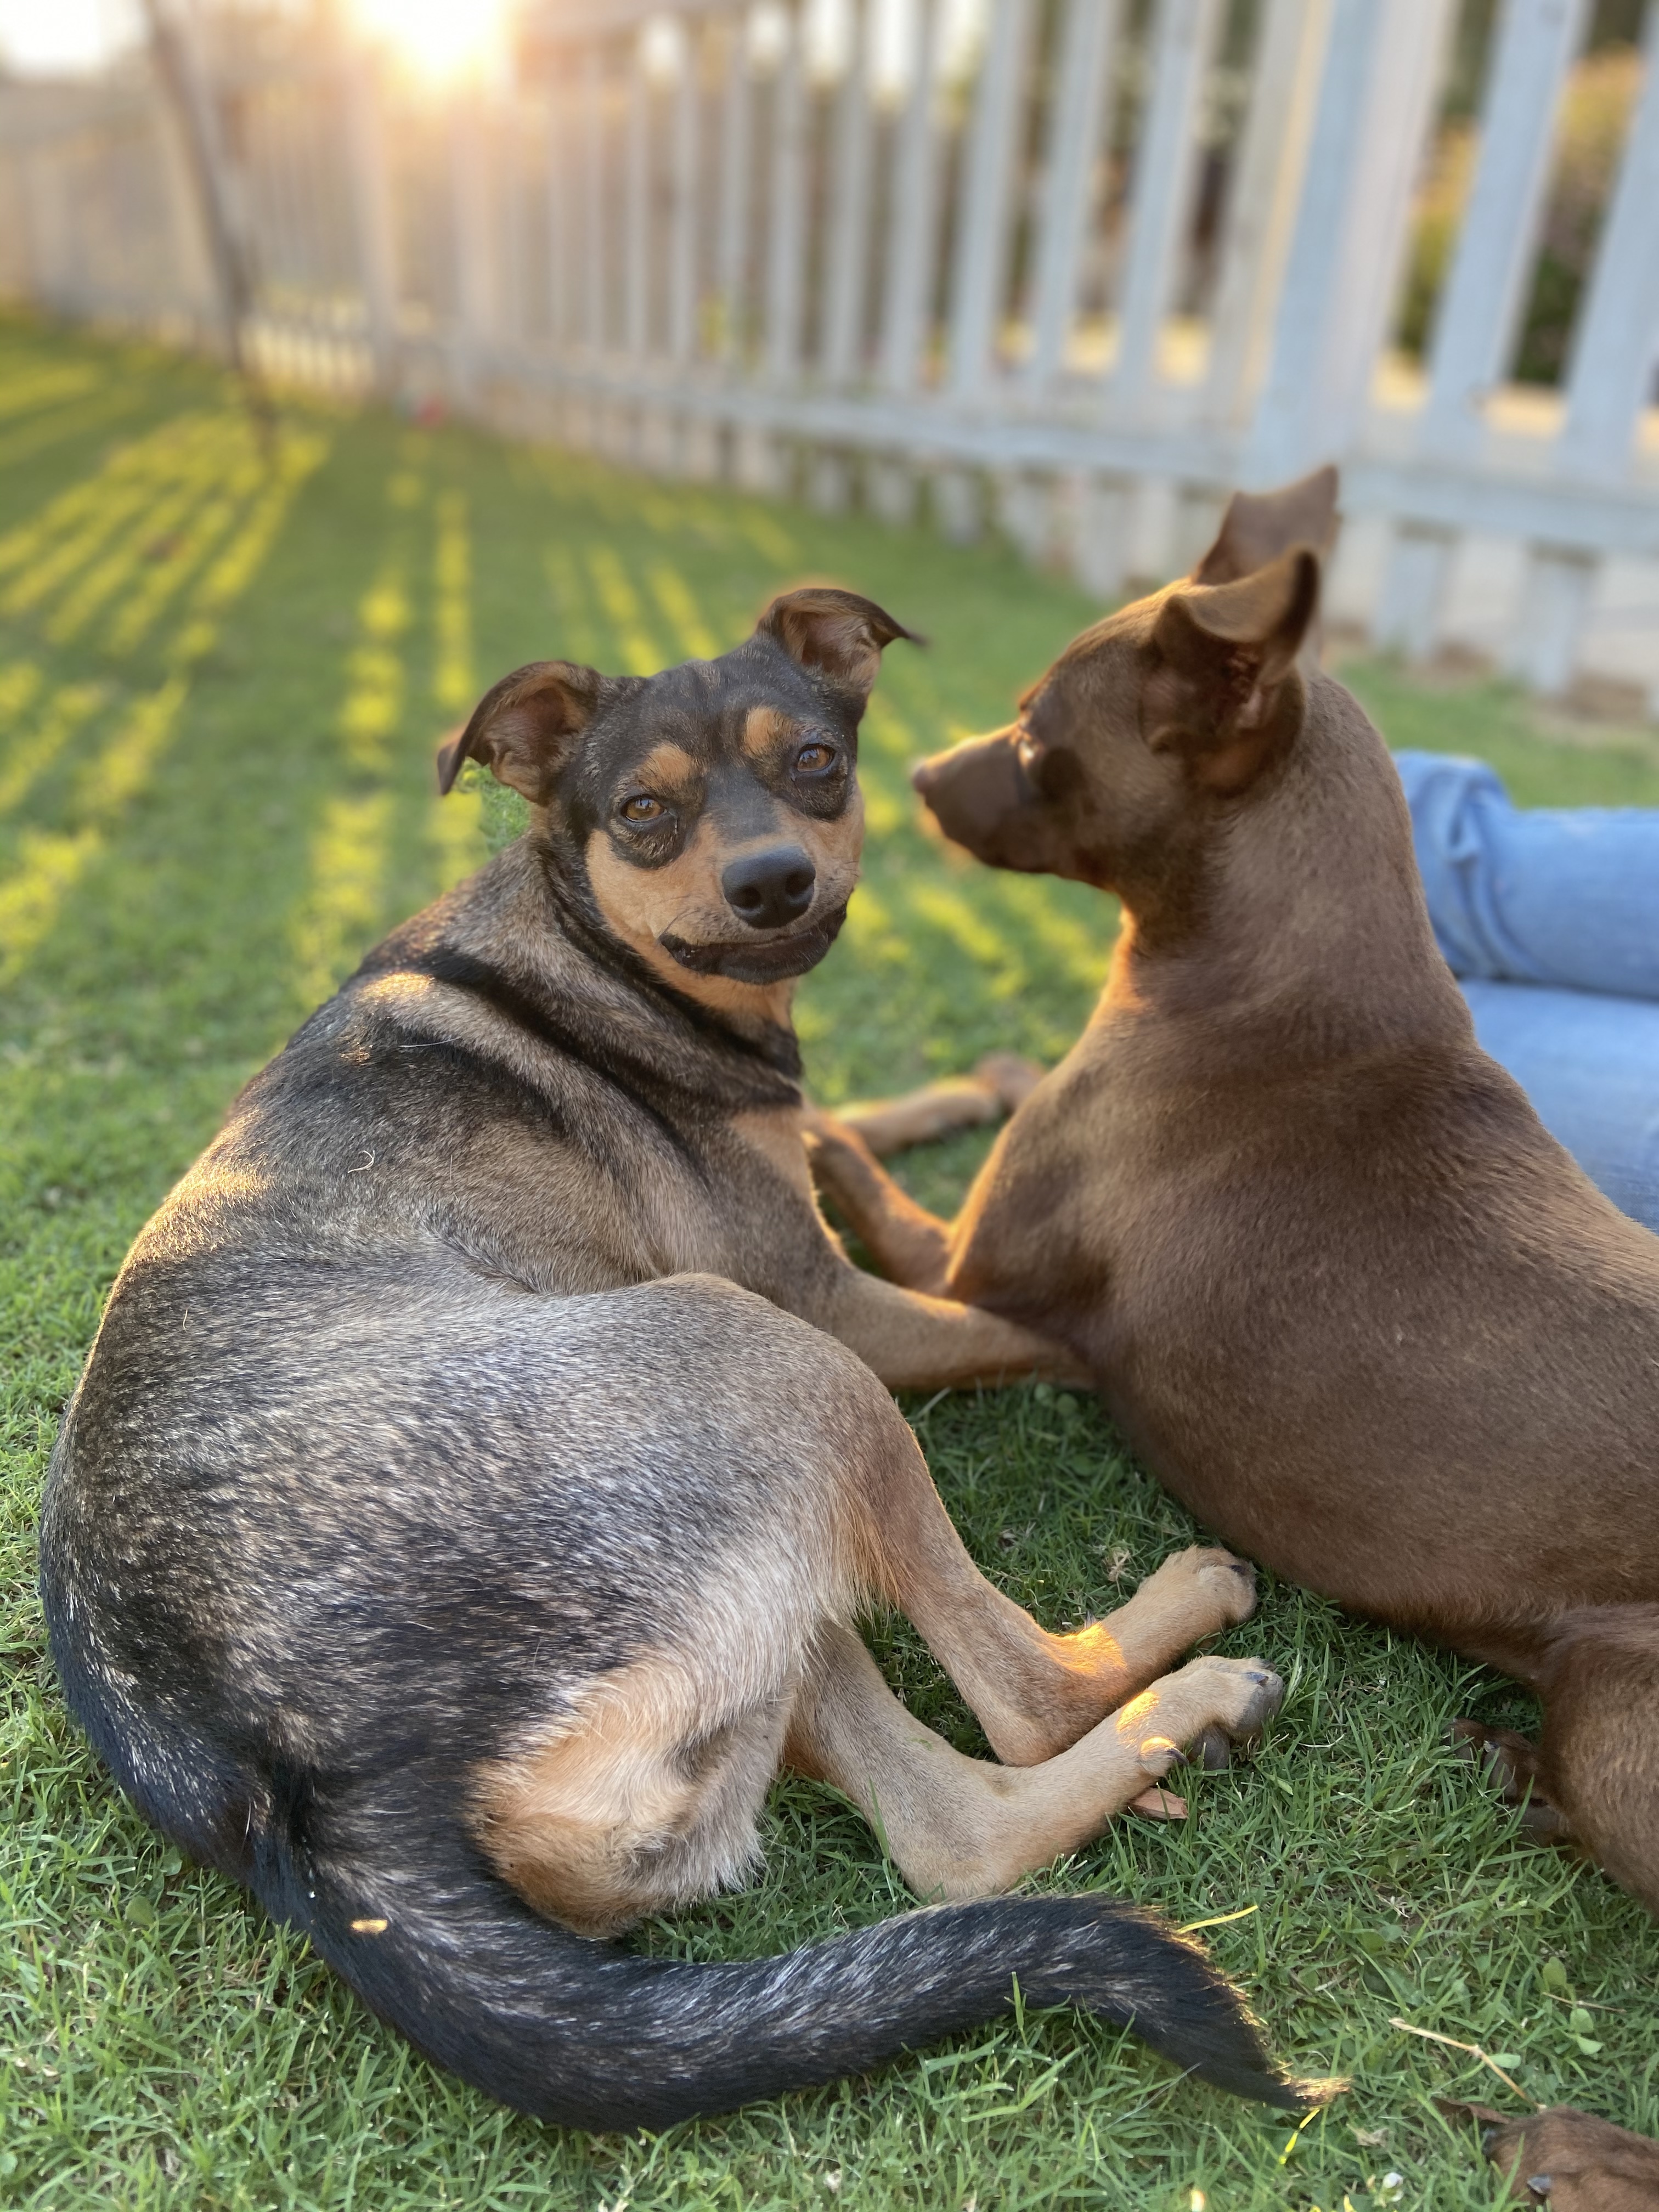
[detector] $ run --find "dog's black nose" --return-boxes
[722,845,816,929]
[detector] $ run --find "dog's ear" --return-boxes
[437,661,610,804]
[757,586,921,703]
[1146,546,1319,795]
[1191,465,1338,585]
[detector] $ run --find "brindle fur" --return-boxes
[806,483,1659,1925]
[41,588,1321,2130]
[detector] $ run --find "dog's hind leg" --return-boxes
[786,1622,1281,1901]
[471,1653,800,1938]
[1534,1606,1659,1912]
[850,1414,1265,1767]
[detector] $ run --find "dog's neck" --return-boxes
[1102,681,1469,1065]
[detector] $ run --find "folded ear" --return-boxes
[757,586,921,703]
[436,661,610,804]
[1146,546,1319,795]
[1191,465,1338,586]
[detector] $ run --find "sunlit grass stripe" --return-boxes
[432,488,473,717]
[0,657,44,727]
[0,362,100,422]
[647,562,723,661]
[0,428,327,985]
[0,413,229,612]
[0,674,188,986]
[0,390,136,479]
[289,789,395,1012]
[541,541,605,665]
[44,433,253,649]
[105,452,268,657]
[0,680,108,819]
[586,543,667,674]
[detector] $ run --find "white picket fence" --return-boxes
[4,0,1659,713]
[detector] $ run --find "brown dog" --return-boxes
[806,478,1659,1944]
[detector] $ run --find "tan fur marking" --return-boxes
[742,705,797,758]
[630,741,701,797]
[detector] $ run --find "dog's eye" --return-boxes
[794,741,836,775]
[619,793,665,825]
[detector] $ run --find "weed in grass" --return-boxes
[3,317,1657,2210]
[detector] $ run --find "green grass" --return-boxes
[3,315,1658,2212]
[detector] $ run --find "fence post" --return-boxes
[1377,0,1590,658]
[580,42,607,354]
[765,0,807,387]
[1556,2,1659,482]
[820,0,873,390]
[1110,0,1223,411]
[624,32,650,363]
[1246,0,1453,485]
[668,18,701,365]
[449,86,493,412]
[948,0,1035,400]
[1505,2,1659,695]
[1025,0,1121,394]
[343,59,401,390]
[716,14,754,369]
[879,0,945,398]
[1200,0,1327,428]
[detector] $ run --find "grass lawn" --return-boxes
[3,314,1658,2212]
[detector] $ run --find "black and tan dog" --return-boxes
[41,588,1318,2130]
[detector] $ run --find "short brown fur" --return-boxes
[808,472,1659,1921]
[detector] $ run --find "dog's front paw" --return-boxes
[1136,1544,1259,1633]
[1161,1653,1284,1748]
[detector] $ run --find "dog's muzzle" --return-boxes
[660,901,849,984]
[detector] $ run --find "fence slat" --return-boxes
[1111,0,1223,410]
[1024,0,1121,393]
[547,83,571,345]
[1423,0,1589,459]
[948,0,1035,399]
[581,42,607,349]
[716,12,754,366]
[1199,0,1326,427]
[765,0,807,384]
[821,0,873,386]
[624,34,650,360]
[879,0,945,396]
[344,58,398,380]
[1557,1,1659,478]
[1246,0,1453,483]
[668,20,700,363]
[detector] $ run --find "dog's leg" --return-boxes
[804,1114,956,1293]
[1448,1720,1576,1844]
[816,1262,1086,1390]
[851,1422,1263,1765]
[786,1621,1280,1901]
[831,1054,1044,1158]
[1534,1605,1659,1912]
[471,1651,798,1937]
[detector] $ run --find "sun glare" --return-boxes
[351,0,507,80]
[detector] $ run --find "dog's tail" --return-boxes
[253,1776,1331,2129]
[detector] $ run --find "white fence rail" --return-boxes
[4,0,1659,713]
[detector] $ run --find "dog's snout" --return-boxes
[721,844,816,930]
[911,757,939,797]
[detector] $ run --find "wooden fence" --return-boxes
[4,0,1659,713]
